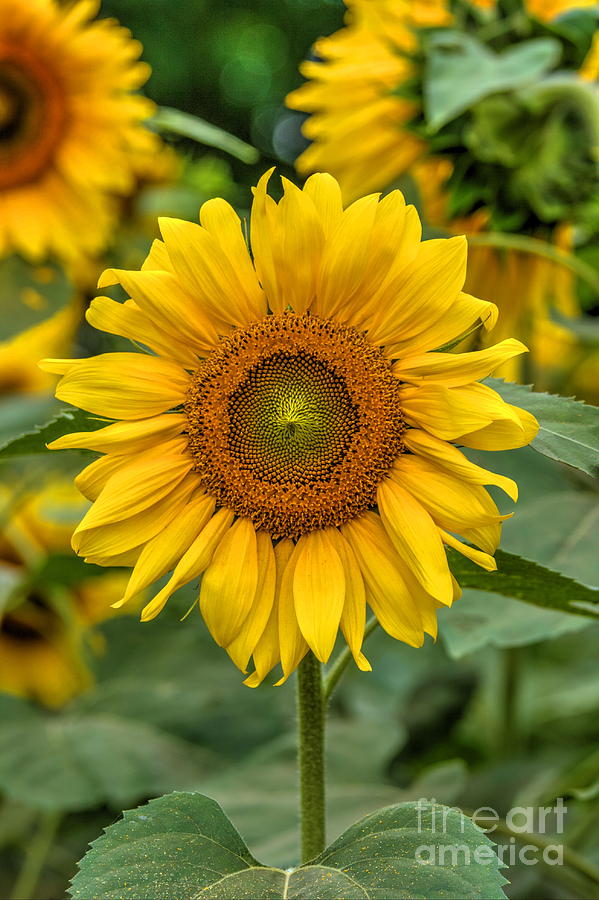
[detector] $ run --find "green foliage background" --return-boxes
[1,1,599,899]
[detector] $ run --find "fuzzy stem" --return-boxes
[296,652,326,863]
[11,811,61,900]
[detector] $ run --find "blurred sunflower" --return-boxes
[287,0,599,379]
[0,0,159,263]
[0,481,129,707]
[43,172,537,684]
[0,302,79,395]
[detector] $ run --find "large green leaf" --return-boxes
[0,395,60,446]
[449,548,599,618]
[69,793,507,900]
[0,409,107,458]
[0,694,219,813]
[486,378,599,477]
[424,31,560,131]
[442,485,599,656]
[0,257,72,343]
[440,590,590,659]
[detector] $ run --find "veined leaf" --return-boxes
[485,378,599,477]
[424,31,560,131]
[448,548,599,619]
[0,409,108,458]
[69,793,507,900]
[0,695,218,813]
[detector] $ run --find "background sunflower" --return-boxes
[287,0,599,385]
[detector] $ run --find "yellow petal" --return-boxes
[158,217,255,329]
[377,478,453,605]
[460,522,501,555]
[244,537,293,687]
[199,198,267,321]
[403,429,518,502]
[75,453,129,502]
[342,513,425,645]
[460,406,539,450]
[441,529,497,572]
[227,532,277,672]
[391,456,510,532]
[276,541,309,683]
[400,382,523,441]
[117,492,215,606]
[76,474,198,561]
[141,238,173,272]
[55,353,190,419]
[73,438,192,533]
[86,297,200,367]
[303,172,343,237]
[48,413,186,453]
[293,528,345,663]
[368,236,467,346]
[314,193,380,318]
[329,528,371,671]
[386,291,498,358]
[272,178,325,315]
[250,168,282,311]
[200,517,259,647]
[140,507,235,621]
[98,267,218,352]
[393,339,528,388]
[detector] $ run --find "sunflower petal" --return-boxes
[293,528,345,662]
[377,479,453,605]
[403,429,518,501]
[393,339,528,387]
[227,532,277,672]
[139,507,234,621]
[55,353,190,419]
[200,517,259,647]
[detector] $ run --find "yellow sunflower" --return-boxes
[287,0,596,199]
[42,172,538,686]
[0,0,159,263]
[287,0,599,379]
[0,480,129,707]
[0,302,80,395]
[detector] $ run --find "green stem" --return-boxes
[467,232,599,299]
[324,616,380,704]
[11,811,61,900]
[500,646,521,755]
[297,652,326,863]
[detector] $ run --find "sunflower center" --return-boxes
[0,47,67,189]
[185,313,405,539]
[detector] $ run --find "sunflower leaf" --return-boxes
[448,548,599,619]
[69,793,507,900]
[0,695,218,813]
[0,409,108,458]
[153,107,260,164]
[485,378,599,477]
[424,31,561,131]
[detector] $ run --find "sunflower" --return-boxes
[287,0,599,378]
[0,303,79,395]
[43,172,538,685]
[0,480,129,707]
[0,0,159,263]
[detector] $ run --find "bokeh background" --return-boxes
[1,2,599,899]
